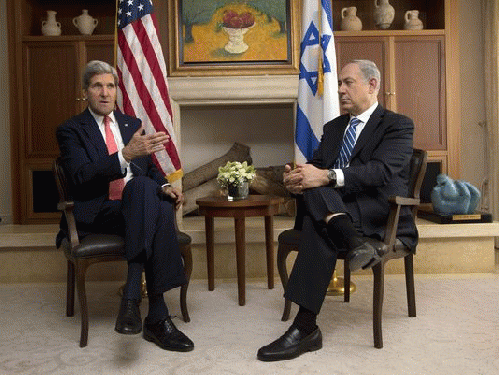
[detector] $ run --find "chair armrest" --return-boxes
[57,201,74,211]
[384,195,420,247]
[388,196,420,206]
[57,200,80,249]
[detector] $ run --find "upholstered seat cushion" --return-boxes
[62,231,192,260]
[61,234,125,259]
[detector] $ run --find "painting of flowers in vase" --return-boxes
[178,0,292,63]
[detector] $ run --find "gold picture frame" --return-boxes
[167,0,300,76]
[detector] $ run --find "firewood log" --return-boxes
[182,143,252,191]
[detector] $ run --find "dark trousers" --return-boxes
[284,187,361,315]
[90,176,186,295]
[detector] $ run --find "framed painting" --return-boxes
[167,0,300,76]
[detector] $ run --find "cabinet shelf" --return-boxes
[332,0,445,31]
[22,34,114,43]
[334,29,445,37]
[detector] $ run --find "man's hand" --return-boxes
[122,126,170,162]
[162,185,184,210]
[283,163,329,194]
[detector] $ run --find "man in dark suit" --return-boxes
[56,60,194,352]
[257,60,417,361]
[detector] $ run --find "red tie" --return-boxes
[104,115,125,200]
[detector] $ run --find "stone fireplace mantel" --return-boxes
[168,75,299,105]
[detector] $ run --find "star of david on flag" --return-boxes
[295,0,340,163]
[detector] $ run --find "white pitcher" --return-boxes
[73,9,98,35]
[341,7,362,31]
[404,10,424,30]
[41,10,61,36]
[373,0,395,29]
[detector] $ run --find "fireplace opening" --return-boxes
[180,102,295,173]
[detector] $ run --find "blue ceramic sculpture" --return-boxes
[431,174,481,215]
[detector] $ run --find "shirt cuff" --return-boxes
[334,169,345,187]
[117,150,130,173]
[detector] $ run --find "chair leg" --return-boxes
[277,244,293,321]
[66,260,75,317]
[180,244,192,323]
[343,258,351,303]
[372,261,385,349]
[75,261,89,348]
[404,254,416,317]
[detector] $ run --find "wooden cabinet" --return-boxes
[8,0,115,223]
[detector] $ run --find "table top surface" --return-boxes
[196,195,284,208]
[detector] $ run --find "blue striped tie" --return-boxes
[334,117,361,169]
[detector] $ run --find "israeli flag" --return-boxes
[295,0,340,163]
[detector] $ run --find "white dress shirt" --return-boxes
[88,108,133,185]
[334,101,379,187]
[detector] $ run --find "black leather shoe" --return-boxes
[143,317,194,352]
[348,241,388,271]
[114,299,142,334]
[257,326,322,362]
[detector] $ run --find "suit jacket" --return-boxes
[311,104,418,250]
[56,108,168,226]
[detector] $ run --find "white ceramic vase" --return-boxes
[41,10,61,36]
[373,0,395,29]
[341,7,362,31]
[73,9,98,35]
[404,10,424,30]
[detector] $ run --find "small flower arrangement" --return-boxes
[217,161,256,187]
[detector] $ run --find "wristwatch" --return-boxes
[327,169,337,186]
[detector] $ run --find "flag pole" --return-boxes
[317,0,324,96]
[113,0,119,68]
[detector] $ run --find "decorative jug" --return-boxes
[73,9,98,35]
[341,7,362,31]
[404,10,424,30]
[41,10,61,36]
[373,0,395,29]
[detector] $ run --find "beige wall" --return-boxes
[459,0,487,203]
[0,0,12,224]
[0,0,488,224]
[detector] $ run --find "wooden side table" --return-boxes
[196,195,283,306]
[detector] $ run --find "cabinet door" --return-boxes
[23,42,79,158]
[334,36,390,109]
[21,42,80,222]
[86,43,114,64]
[394,36,446,150]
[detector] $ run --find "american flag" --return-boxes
[295,0,340,163]
[116,0,182,181]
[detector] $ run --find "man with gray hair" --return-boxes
[257,60,417,361]
[56,60,194,352]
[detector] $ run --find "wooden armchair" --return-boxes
[53,158,192,347]
[277,149,427,348]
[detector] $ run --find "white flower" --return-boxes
[217,161,256,187]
